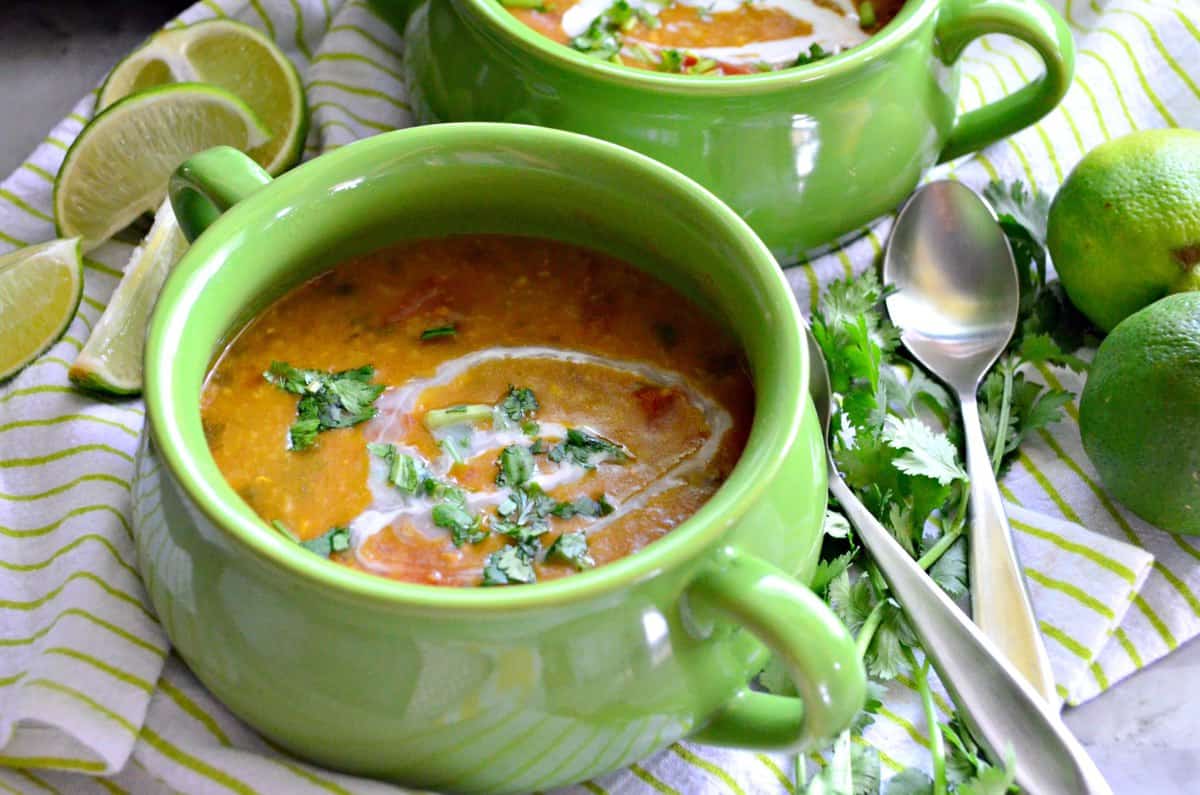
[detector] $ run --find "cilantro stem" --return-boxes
[424,403,493,430]
[905,647,947,795]
[989,358,1016,473]
[856,599,890,659]
[917,525,964,572]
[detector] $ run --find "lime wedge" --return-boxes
[0,238,84,382]
[70,200,188,395]
[54,83,270,250]
[98,19,307,176]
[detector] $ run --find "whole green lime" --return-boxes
[1048,129,1200,332]
[1080,292,1200,534]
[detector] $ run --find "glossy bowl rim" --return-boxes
[143,123,812,611]
[457,0,937,95]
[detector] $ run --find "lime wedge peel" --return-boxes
[54,82,270,251]
[70,200,188,396]
[97,18,307,176]
[0,238,84,383]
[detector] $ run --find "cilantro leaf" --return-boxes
[548,428,631,469]
[851,679,887,734]
[546,532,596,569]
[850,742,881,795]
[941,716,989,784]
[983,180,1050,243]
[496,444,536,488]
[551,494,615,519]
[496,482,558,531]
[264,362,384,451]
[367,443,429,495]
[301,526,351,557]
[793,42,834,66]
[883,767,935,795]
[927,536,968,598]
[865,606,910,679]
[432,503,486,547]
[498,385,539,423]
[481,545,536,586]
[828,571,876,635]
[882,416,968,486]
[955,763,1017,795]
[810,549,857,595]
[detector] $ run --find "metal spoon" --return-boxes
[805,330,1112,795]
[882,180,1057,701]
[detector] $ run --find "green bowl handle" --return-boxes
[169,146,274,243]
[688,547,865,750]
[936,0,1075,163]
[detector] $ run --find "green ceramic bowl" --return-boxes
[137,124,863,794]
[373,0,1074,261]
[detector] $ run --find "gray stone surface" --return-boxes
[0,1,1188,791]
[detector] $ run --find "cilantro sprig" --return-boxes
[778,179,1078,792]
[265,362,384,450]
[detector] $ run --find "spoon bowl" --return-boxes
[883,180,1020,388]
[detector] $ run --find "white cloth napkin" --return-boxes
[0,0,1197,791]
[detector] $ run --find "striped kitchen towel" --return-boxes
[0,0,1196,792]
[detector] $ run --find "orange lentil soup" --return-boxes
[506,0,906,75]
[201,235,755,587]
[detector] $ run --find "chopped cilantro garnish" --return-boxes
[498,385,539,423]
[551,494,615,519]
[301,526,351,557]
[426,478,467,506]
[569,0,658,60]
[271,519,349,557]
[496,444,536,488]
[546,532,595,570]
[548,429,630,469]
[481,544,537,586]
[496,482,557,531]
[793,43,834,67]
[433,503,487,547]
[440,436,467,464]
[419,323,457,341]
[264,362,384,451]
[367,442,429,495]
[493,518,544,548]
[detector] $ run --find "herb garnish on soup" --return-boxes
[500,0,906,75]
[200,236,754,586]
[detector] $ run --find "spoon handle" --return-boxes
[828,474,1112,795]
[958,396,1058,702]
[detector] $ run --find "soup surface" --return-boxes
[202,236,755,587]
[504,0,905,74]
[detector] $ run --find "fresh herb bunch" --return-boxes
[774,181,1080,794]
